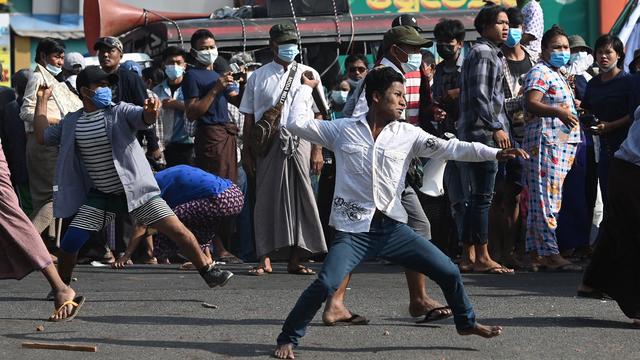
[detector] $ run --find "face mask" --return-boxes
[331,90,349,105]
[505,28,522,48]
[277,44,299,63]
[436,44,456,60]
[549,50,570,68]
[90,87,112,109]
[396,46,422,73]
[194,48,218,66]
[46,63,62,76]
[346,78,360,88]
[598,60,618,73]
[569,51,588,64]
[164,65,185,80]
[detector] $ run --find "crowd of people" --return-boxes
[0,0,638,358]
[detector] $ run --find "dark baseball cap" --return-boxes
[270,23,298,44]
[93,36,123,53]
[383,25,432,49]
[76,65,119,91]
[392,14,422,32]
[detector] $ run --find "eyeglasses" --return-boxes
[349,66,367,73]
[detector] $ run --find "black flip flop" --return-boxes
[325,314,370,326]
[416,306,453,324]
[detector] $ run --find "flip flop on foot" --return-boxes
[49,296,85,322]
[475,266,514,275]
[287,265,316,275]
[458,323,503,338]
[324,314,369,326]
[248,266,272,276]
[416,306,453,324]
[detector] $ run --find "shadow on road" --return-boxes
[4,332,478,357]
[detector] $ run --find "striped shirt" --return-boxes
[403,70,421,125]
[75,109,124,194]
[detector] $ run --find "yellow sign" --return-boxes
[357,0,518,12]
[0,14,10,87]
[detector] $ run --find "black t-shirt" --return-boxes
[507,52,532,79]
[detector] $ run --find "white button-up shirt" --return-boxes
[286,85,500,233]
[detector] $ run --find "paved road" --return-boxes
[1,263,638,359]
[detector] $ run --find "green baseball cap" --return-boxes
[270,23,298,44]
[383,25,432,49]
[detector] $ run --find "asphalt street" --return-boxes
[1,262,638,359]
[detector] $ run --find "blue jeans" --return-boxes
[460,160,499,245]
[276,215,476,347]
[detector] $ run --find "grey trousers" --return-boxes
[401,185,432,240]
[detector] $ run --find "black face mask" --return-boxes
[437,44,457,60]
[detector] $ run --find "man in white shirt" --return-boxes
[274,67,528,359]
[239,23,327,275]
[325,25,451,326]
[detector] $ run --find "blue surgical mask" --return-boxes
[164,65,185,80]
[396,46,422,73]
[91,87,112,109]
[277,44,299,63]
[549,50,570,68]
[46,63,62,76]
[331,90,349,105]
[505,28,522,48]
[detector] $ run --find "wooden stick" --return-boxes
[22,342,97,352]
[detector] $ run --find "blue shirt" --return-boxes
[181,67,236,126]
[153,80,192,145]
[154,165,233,208]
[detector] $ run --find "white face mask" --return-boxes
[46,63,62,76]
[331,90,349,105]
[598,59,618,73]
[194,48,218,66]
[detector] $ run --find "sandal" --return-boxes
[287,265,316,275]
[474,266,515,275]
[48,296,85,322]
[324,314,370,326]
[416,306,453,324]
[248,266,272,276]
[540,263,583,273]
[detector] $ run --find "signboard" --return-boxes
[0,13,10,86]
[350,0,517,13]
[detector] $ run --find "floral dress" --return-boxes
[522,61,581,256]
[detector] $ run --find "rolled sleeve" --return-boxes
[44,122,63,146]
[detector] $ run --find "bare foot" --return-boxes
[274,343,295,359]
[50,286,76,321]
[409,297,451,318]
[458,323,503,338]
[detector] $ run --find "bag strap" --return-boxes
[277,62,299,106]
